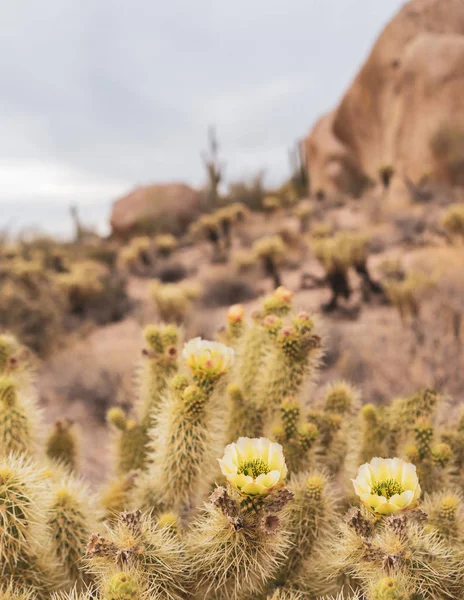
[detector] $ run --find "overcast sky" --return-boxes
[0,0,405,219]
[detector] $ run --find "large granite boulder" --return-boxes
[304,0,464,195]
[110,183,204,237]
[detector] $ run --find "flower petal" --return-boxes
[241,481,266,495]
[255,470,280,489]
[228,473,253,489]
[360,493,386,511]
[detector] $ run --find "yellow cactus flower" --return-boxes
[352,457,421,516]
[218,437,287,496]
[227,304,245,324]
[182,338,235,380]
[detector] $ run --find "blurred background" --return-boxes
[1,0,463,480]
[1,1,403,235]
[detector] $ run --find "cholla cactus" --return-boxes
[0,375,40,459]
[56,260,108,313]
[5,285,464,600]
[311,232,382,311]
[308,381,360,475]
[85,509,186,600]
[117,237,154,274]
[283,470,338,581]
[384,270,433,322]
[189,437,293,600]
[190,215,224,261]
[45,420,78,471]
[310,457,461,600]
[422,490,464,544]
[253,236,287,288]
[256,310,322,428]
[135,323,180,430]
[150,281,192,323]
[47,472,97,583]
[231,249,257,275]
[136,339,235,518]
[262,195,281,216]
[0,455,60,595]
[153,233,177,258]
[107,408,148,475]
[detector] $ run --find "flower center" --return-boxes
[237,459,270,479]
[371,479,404,499]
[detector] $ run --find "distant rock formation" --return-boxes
[110,183,203,237]
[304,0,464,195]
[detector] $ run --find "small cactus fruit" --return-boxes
[324,381,357,415]
[45,420,77,471]
[372,576,408,600]
[103,572,139,600]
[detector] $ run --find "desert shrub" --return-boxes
[154,234,177,258]
[154,261,188,283]
[430,121,464,185]
[309,232,382,311]
[201,276,257,308]
[84,242,119,268]
[117,236,156,275]
[57,261,131,324]
[231,249,257,275]
[440,203,464,243]
[393,214,427,244]
[0,259,65,357]
[262,195,282,216]
[253,235,287,288]
[150,280,201,323]
[383,268,434,322]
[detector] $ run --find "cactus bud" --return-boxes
[298,423,318,452]
[431,443,452,468]
[107,407,127,431]
[439,495,459,522]
[372,576,407,600]
[143,325,163,353]
[306,474,325,501]
[158,512,178,530]
[104,572,139,600]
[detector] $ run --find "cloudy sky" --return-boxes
[1,0,405,230]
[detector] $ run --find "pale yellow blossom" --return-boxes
[352,457,421,516]
[218,437,287,496]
